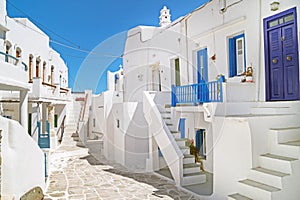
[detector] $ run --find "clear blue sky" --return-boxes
[7,0,209,93]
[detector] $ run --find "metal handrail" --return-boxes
[0,51,28,71]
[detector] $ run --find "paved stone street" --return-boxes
[44,124,200,200]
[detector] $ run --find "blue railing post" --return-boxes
[219,79,223,102]
[171,80,223,105]
[44,153,47,178]
[171,84,176,107]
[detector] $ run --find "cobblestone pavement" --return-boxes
[44,125,200,200]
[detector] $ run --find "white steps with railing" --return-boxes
[159,106,206,187]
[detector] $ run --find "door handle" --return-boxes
[272,59,278,64]
[286,56,292,61]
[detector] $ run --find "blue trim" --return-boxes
[229,34,246,77]
[38,121,50,149]
[172,80,223,105]
[171,84,177,107]
[44,153,47,177]
[197,48,208,82]
[0,51,28,71]
[179,118,186,139]
[195,129,206,158]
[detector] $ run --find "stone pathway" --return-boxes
[44,124,200,200]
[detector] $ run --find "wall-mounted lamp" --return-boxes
[270,1,280,11]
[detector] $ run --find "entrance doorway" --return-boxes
[264,7,299,101]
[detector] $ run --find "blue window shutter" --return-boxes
[229,38,236,77]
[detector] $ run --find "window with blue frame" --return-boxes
[229,34,246,77]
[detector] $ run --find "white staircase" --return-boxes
[159,106,206,186]
[228,125,300,200]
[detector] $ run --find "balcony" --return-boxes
[30,78,70,101]
[0,51,29,90]
[171,80,224,106]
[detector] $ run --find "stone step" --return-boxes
[251,106,293,115]
[183,154,195,165]
[182,172,206,186]
[160,112,171,118]
[228,193,252,200]
[259,153,296,174]
[163,118,172,125]
[180,146,190,155]
[175,138,186,147]
[248,167,289,189]
[0,195,15,200]
[281,140,300,147]
[269,141,300,159]
[76,141,85,148]
[183,163,200,174]
[270,127,300,143]
[171,131,181,139]
[238,179,280,200]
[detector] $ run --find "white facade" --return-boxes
[89,0,300,199]
[0,0,71,198]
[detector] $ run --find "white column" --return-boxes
[48,105,57,149]
[19,90,28,131]
[42,103,48,134]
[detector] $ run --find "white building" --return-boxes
[88,1,300,199]
[0,0,71,198]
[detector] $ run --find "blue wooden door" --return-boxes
[197,49,209,102]
[195,129,206,158]
[265,8,299,101]
[197,48,208,83]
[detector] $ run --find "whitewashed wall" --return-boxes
[123,23,185,102]
[5,17,68,89]
[1,116,45,199]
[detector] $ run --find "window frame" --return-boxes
[229,33,246,77]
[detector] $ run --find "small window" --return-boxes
[229,34,246,77]
[93,118,96,127]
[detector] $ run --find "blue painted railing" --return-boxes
[0,51,28,71]
[38,121,50,148]
[171,80,224,106]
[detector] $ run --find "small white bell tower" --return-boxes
[159,6,171,27]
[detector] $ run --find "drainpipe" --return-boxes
[257,0,262,101]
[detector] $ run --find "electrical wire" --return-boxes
[7,0,123,59]
[6,0,80,48]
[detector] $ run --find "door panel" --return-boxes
[197,48,208,83]
[282,24,299,100]
[269,28,284,100]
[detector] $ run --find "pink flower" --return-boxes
[190,139,194,145]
